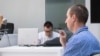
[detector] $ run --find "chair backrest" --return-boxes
[0,23,14,34]
[93,54,100,56]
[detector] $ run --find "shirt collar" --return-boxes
[74,26,88,35]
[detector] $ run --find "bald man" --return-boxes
[59,4,100,56]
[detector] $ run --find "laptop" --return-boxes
[18,28,38,46]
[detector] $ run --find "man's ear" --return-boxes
[72,14,77,23]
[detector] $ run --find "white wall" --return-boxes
[0,0,45,33]
[86,0,100,41]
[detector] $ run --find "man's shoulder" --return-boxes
[73,31,96,42]
[53,31,59,34]
[39,31,45,35]
[38,31,45,39]
[70,32,87,42]
[39,31,45,34]
[52,31,59,37]
[77,31,94,39]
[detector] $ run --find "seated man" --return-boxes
[59,4,100,56]
[38,21,59,44]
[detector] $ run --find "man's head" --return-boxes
[65,4,88,33]
[44,21,53,37]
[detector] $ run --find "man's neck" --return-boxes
[72,23,85,33]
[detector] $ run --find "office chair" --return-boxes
[93,54,100,56]
[90,53,100,56]
[0,23,14,34]
[94,54,100,56]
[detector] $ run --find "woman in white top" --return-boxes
[38,21,59,44]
